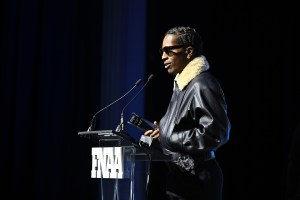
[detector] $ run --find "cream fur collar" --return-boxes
[174,55,210,91]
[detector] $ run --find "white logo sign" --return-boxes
[91,147,124,179]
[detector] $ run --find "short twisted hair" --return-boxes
[165,26,203,56]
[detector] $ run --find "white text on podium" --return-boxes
[91,147,124,179]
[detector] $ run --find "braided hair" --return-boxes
[165,26,203,56]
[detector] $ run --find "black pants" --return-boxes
[165,159,223,200]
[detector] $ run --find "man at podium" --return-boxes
[144,26,231,200]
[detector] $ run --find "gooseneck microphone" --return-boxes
[117,74,154,132]
[87,78,142,131]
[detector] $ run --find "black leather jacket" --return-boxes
[159,71,231,166]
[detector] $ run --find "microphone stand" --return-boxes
[87,79,142,132]
[115,74,154,133]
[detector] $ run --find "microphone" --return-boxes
[87,78,142,131]
[117,74,154,132]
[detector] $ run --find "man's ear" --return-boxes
[186,46,194,58]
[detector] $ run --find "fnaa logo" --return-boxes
[91,147,124,179]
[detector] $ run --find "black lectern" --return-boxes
[78,130,171,200]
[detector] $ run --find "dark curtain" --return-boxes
[145,1,299,200]
[1,1,101,199]
[1,0,147,200]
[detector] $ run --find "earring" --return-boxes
[187,55,191,59]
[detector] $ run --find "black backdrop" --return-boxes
[145,1,300,200]
[1,0,299,200]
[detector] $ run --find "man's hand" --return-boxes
[144,121,160,140]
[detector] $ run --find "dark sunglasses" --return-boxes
[159,45,186,57]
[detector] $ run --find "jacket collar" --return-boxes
[174,55,210,91]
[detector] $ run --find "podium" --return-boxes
[78,130,171,200]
